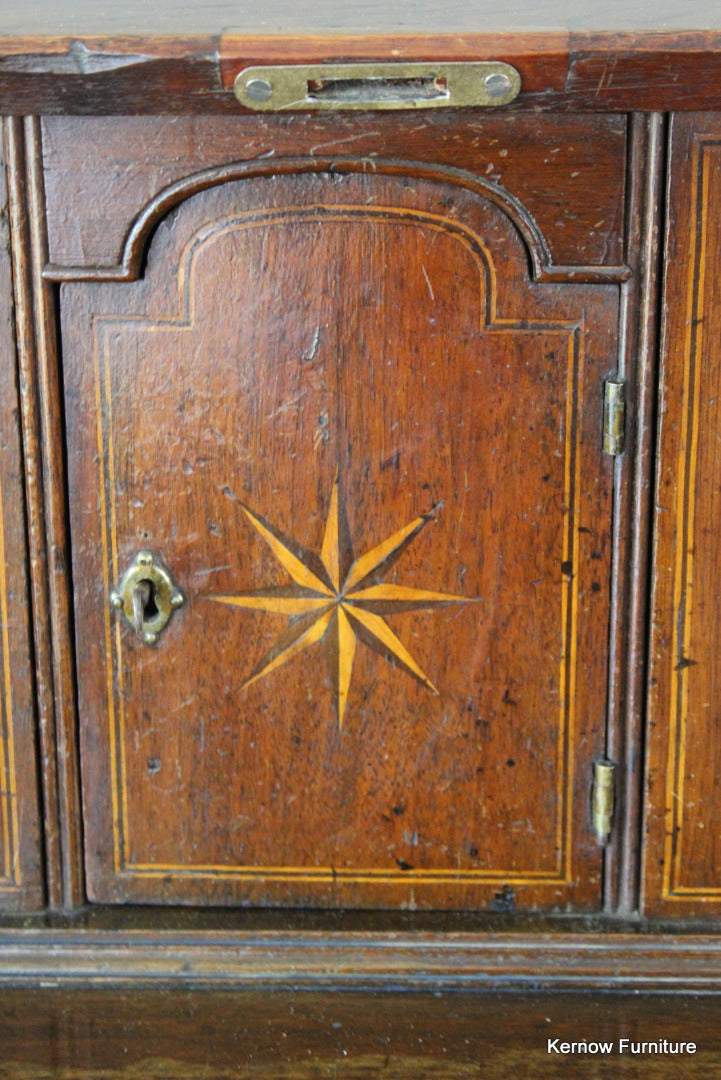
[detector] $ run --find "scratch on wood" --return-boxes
[420,262,435,301]
[302,326,321,362]
[169,694,199,714]
[265,391,307,421]
[309,131,380,155]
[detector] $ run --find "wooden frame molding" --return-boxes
[42,157,631,286]
[2,928,721,990]
[0,118,44,910]
[4,116,83,910]
[604,113,666,915]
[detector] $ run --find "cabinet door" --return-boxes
[0,135,43,909]
[645,113,721,917]
[63,167,617,909]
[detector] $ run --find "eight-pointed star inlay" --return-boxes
[210,474,476,727]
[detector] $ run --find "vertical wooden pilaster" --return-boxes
[605,112,665,914]
[0,121,44,910]
[4,116,83,910]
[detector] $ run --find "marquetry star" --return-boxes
[210,474,474,727]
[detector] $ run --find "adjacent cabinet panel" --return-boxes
[0,137,44,910]
[645,113,721,918]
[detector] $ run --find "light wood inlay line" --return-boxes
[665,136,718,901]
[560,327,583,886]
[94,317,123,876]
[94,204,584,885]
[0,465,19,885]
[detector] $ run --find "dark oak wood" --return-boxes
[23,117,84,912]
[4,1,721,991]
[4,116,62,910]
[0,124,44,911]
[1,987,719,1079]
[4,117,83,911]
[0,28,719,113]
[645,111,721,917]
[40,112,628,279]
[219,31,721,112]
[4,920,721,990]
[217,33,572,104]
[62,164,616,909]
[604,112,665,915]
[565,34,721,111]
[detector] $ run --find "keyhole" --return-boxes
[138,579,159,619]
[111,552,183,645]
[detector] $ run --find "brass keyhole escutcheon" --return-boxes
[110,551,184,644]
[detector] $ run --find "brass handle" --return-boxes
[234,62,521,112]
[110,551,184,645]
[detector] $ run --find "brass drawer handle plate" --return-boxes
[234,62,521,112]
[110,551,184,644]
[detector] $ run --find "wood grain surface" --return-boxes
[603,113,665,914]
[0,0,719,986]
[40,112,628,276]
[645,111,721,917]
[5,919,721,989]
[0,28,721,113]
[0,987,720,1079]
[4,117,84,911]
[61,154,617,908]
[0,123,44,910]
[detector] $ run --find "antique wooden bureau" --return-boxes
[2,0,721,988]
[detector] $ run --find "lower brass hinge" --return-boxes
[593,760,616,845]
[603,378,626,455]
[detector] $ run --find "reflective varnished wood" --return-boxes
[0,122,44,910]
[3,0,721,989]
[0,987,720,1078]
[62,157,617,909]
[646,112,721,917]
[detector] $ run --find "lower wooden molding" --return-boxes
[2,929,721,990]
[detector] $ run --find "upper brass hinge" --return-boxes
[593,759,616,845]
[603,378,626,455]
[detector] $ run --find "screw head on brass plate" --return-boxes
[244,77,273,102]
[483,72,514,98]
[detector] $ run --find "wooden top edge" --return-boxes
[1,30,721,56]
[2,28,721,113]
[0,35,220,57]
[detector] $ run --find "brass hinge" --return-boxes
[593,760,616,845]
[603,378,626,455]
